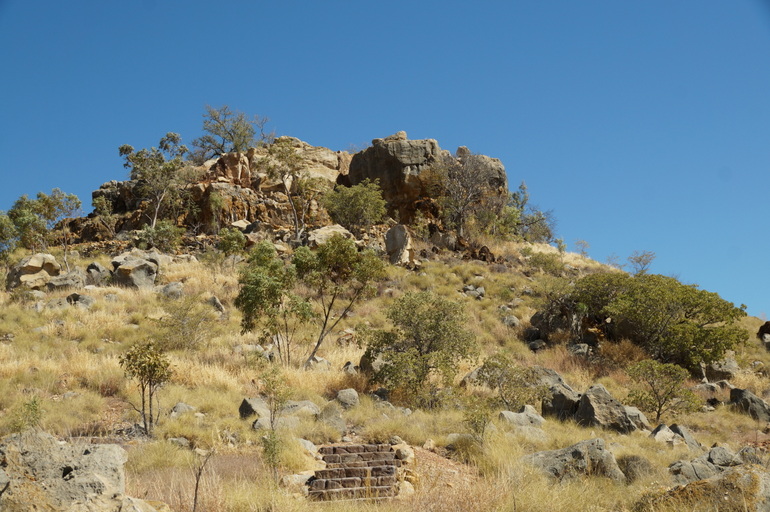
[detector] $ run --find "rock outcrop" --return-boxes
[730,388,770,422]
[0,430,165,512]
[575,384,644,434]
[6,253,61,290]
[524,438,626,482]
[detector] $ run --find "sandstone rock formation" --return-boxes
[0,430,165,512]
[6,253,61,290]
[347,132,508,224]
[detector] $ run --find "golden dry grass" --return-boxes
[0,244,764,512]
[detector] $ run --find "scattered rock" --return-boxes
[158,282,183,299]
[111,254,158,288]
[670,424,703,451]
[307,225,354,248]
[704,351,739,381]
[499,406,545,428]
[170,402,196,418]
[66,292,95,309]
[575,384,637,434]
[6,253,61,290]
[639,465,770,512]
[730,388,770,422]
[46,269,86,292]
[524,438,626,482]
[317,402,346,434]
[336,388,359,409]
[384,224,413,265]
[617,454,655,484]
[305,356,331,371]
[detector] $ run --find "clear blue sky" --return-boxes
[1,1,769,318]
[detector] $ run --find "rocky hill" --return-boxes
[0,130,768,512]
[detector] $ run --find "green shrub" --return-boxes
[135,220,183,253]
[364,291,477,407]
[322,179,386,233]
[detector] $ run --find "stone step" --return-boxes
[308,485,397,501]
[324,459,401,469]
[318,444,391,455]
[309,475,397,491]
[321,451,396,464]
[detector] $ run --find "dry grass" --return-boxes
[0,244,765,512]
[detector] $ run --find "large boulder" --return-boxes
[730,388,770,422]
[524,438,625,482]
[639,465,770,512]
[575,384,638,434]
[6,253,61,290]
[385,224,413,265]
[307,224,354,248]
[535,366,581,420]
[111,252,159,288]
[0,430,165,512]
[704,351,740,381]
[46,269,86,292]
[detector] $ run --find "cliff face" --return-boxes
[71,132,509,242]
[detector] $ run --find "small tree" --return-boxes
[119,341,172,436]
[217,227,247,258]
[626,359,702,422]
[156,294,218,351]
[235,241,313,366]
[293,235,386,367]
[477,353,550,411]
[191,105,273,163]
[436,152,494,238]
[253,360,290,481]
[0,213,16,268]
[627,250,656,275]
[134,220,184,253]
[93,195,117,237]
[119,133,191,228]
[255,138,329,242]
[509,182,556,243]
[7,188,81,253]
[364,291,477,406]
[322,179,387,234]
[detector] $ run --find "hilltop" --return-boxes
[0,117,768,511]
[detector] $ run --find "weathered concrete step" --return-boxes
[309,475,397,491]
[314,465,398,480]
[321,451,396,464]
[318,444,391,455]
[308,485,397,501]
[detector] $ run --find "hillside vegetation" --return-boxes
[0,107,767,512]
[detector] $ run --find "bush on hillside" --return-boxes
[570,272,747,371]
[322,179,387,234]
[364,291,477,407]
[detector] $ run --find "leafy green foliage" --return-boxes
[135,220,184,253]
[119,133,193,228]
[527,252,564,276]
[255,138,329,241]
[477,352,550,411]
[626,359,702,422]
[6,188,81,252]
[0,213,16,265]
[571,272,747,370]
[191,105,272,163]
[217,227,247,257]
[119,341,172,435]
[509,182,556,243]
[253,361,290,481]
[92,195,117,237]
[293,235,386,366]
[322,179,387,233]
[235,241,312,366]
[365,291,477,407]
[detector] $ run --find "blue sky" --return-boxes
[1,1,769,317]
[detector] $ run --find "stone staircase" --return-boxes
[307,444,401,501]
